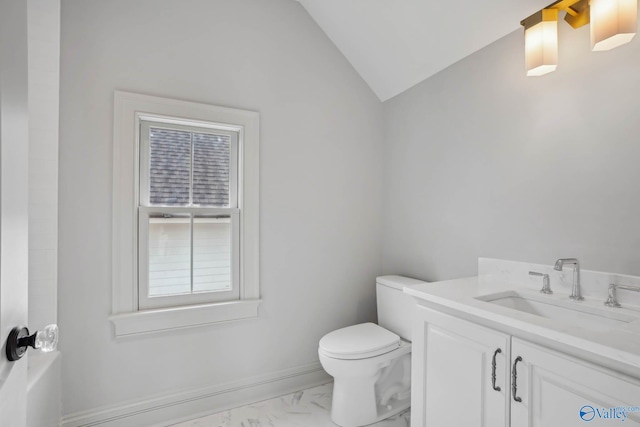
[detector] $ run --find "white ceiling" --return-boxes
[297,0,552,101]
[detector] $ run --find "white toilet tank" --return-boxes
[376,275,427,341]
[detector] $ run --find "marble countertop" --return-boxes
[403,258,640,378]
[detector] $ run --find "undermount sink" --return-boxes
[476,290,639,331]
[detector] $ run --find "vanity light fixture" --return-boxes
[521,0,638,76]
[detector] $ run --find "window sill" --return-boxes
[109,299,261,337]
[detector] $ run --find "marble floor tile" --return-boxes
[170,382,410,427]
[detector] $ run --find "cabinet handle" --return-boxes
[491,348,502,392]
[512,356,523,402]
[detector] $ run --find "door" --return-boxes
[511,338,640,427]
[0,0,30,425]
[413,306,510,427]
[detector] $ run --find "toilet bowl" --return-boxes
[318,275,426,427]
[319,323,411,427]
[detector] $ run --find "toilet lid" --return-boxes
[319,323,400,360]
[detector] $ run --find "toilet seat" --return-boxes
[318,322,400,360]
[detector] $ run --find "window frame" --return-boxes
[110,91,260,337]
[138,120,240,309]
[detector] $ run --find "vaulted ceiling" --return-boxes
[297,0,552,101]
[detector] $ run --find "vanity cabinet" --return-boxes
[412,305,640,427]
[510,338,640,427]
[411,307,510,427]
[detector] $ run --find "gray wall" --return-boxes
[59,0,640,416]
[382,22,640,282]
[28,0,60,337]
[59,0,383,415]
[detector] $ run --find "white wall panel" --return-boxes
[59,0,383,417]
[382,23,640,281]
[28,0,60,334]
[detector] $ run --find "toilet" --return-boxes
[318,275,426,427]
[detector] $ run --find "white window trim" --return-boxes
[110,91,260,337]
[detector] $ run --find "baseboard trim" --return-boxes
[61,362,331,427]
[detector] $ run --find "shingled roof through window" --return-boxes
[149,127,230,207]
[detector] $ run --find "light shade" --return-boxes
[524,9,559,76]
[590,0,638,51]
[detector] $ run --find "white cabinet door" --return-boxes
[0,0,30,425]
[511,338,640,427]
[412,306,510,427]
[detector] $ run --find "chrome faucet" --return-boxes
[604,283,640,308]
[554,258,583,301]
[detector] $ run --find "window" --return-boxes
[111,92,259,336]
[138,120,240,309]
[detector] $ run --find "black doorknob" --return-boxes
[6,324,58,361]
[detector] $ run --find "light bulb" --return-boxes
[591,0,637,51]
[523,9,559,76]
